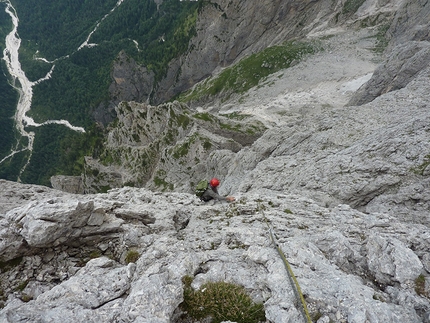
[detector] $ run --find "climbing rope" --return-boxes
[260,206,312,323]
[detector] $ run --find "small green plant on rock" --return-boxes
[180,276,266,323]
[342,0,366,14]
[412,154,430,176]
[415,274,428,297]
[0,285,6,304]
[312,311,323,322]
[125,250,140,264]
[89,250,102,259]
[373,293,386,302]
[20,293,33,302]
[0,257,23,273]
[16,280,28,291]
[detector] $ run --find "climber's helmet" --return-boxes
[210,178,220,188]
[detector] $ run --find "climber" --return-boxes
[197,177,235,203]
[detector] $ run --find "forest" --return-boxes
[0,0,201,186]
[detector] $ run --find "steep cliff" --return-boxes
[2,0,430,322]
[110,0,405,106]
[82,101,265,193]
[87,0,425,194]
[348,0,430,105]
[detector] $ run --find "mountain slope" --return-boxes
[1,0,430,322]
[0,180,429,322]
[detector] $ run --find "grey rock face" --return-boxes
[347,0,430,106]
[82,101,265,194]
[222,64,430,224]
[2,257,135,323]
[2,0,430,322]
[109,51,155,105]
[114,0,372,106]
[348,41,430,106]
[388,0,430,45]
[50,175,84,194]
[367,234,423,285]
[0,195,124,262]
[1,184,429,322]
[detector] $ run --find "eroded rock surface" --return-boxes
[1,183,429,322]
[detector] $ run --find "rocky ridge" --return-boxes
[82,101,266,193]
[110,0,402,106]
[2,0,430,322]
[1,181,430,322]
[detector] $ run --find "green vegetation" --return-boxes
[412,154,430,176]
[89,250,102,259]
[178,40,320,103]
[0,0,201,186]
[0,61,19,170]
[373,293,386,302]
[220,122,241,132]
[0,257,23,273]
[171,134,200,159]
[415,274,428,297]
[154,169,174,191]
[203,139,212,150]
[125,250,140,264]
[20,294,33,302]
[154,175,174,191]
[0,286,6,307]
[11,0,120,59]
[373,24,390,53]
[193,112,216,122]
[169,108,191,129]
[342,0,366,14]
[0,4,12,48]
[312,311,323,322]
[16,280,28,292]
[193,111,265,137]
[0,3,20,180]
[220,112,252,120]
[17,123,105,186]
[181,276,266,323]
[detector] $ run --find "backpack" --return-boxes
[195,179,209,197]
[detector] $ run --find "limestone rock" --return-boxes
[1,257,135,323]
[2,1,430,322]
[348,41,430,106]
[0,184,429,322]
[109,51,154,105]
[347,0,430,106]
[50,175,84,194]
[366,234,423,285]
[83,101,265,194]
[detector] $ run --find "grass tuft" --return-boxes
[415,274,428,297]
[181,277,266,323]
[125,250,140,264]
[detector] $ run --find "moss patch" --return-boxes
[412,154,430,175]
[125,250,140,264]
